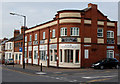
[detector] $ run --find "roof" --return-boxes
[14,34,23,41]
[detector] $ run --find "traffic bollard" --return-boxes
[41,63,42,72]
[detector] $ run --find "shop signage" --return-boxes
[28,41,32,46]
[50,44,57,49]
[33,46,38,50]
[61,37,77,42]
[40,45,47,50]
[28,46,32,51]
[33,41,38,45]
[19,47,22,52]
[40,40,45,44]
[107,46,114,49]
[60,44,80,49]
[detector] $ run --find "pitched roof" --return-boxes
[14,34,23,41]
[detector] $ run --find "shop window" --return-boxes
[107,50,114,58]
[70,27,79,36]
[65,50,73,63]
[40,51,46,60]
[84,49,89,59]
[19,54,21,60]
[28,51,31,58]
[16,54,18,60]
[60,49,62,62]
[75,50,79,63]
[50,50,53,61]
[61,27,67,36]
[97,28,103,37]
[9,53,11,59]
[34,50,38,59]
[54,50,57,61]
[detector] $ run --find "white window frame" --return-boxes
[35,34,37,40]
[107,50,114,58]
[25,36,27,42]
[97,28,103,37]
[61,27,67,36]
[107,31,114,38]
[43,32,45,39]
[52,29,55,38]
[84,49,89,59]
[30,35,32,41]
[70,27,79,36]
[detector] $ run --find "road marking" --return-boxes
[88,78,111,82]
[82,75,117,79]
[36,72,47,75]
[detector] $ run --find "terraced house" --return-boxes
[24,3,117,68]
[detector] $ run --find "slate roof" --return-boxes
[14,34,23,41]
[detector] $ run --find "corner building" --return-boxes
[25,3,117,68]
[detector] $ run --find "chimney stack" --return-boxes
[14,30,20,37]
[88,3,97,9]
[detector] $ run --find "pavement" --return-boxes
[1,64,120,83]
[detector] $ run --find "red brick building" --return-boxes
[24,3,117,68]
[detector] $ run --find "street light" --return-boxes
[10,12,26,69]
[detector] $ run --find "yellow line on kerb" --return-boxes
[88,78,111,82]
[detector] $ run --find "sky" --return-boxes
[1,1,120,39]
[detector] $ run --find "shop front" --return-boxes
[39,45,47,66]
[59,44,81,68]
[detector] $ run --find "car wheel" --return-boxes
[116,65,119,69]
[100,66,104,70]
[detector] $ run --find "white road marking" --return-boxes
[54,72,62,74]
[36,72,47,75]
[82,75,117,79]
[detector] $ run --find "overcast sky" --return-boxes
[1,1,119,39]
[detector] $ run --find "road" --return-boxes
[2,65,119,84]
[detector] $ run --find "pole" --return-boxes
[23,16,26,69]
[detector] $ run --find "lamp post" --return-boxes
[10,12,26,69]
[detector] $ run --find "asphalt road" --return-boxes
[2,65,120,84]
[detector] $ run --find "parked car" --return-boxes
[5,59,14,65]
[91,58,120,69]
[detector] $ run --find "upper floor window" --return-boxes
[61,27,67,36]
[30,35,32,41]
[52,29,55,38]
[25,36,27,42]
[107,31,114,38]
[97,28,103,37]
[35,34,37,40]
[9,43,11,49]
[70,27,79,36]
[43,32,45,39]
